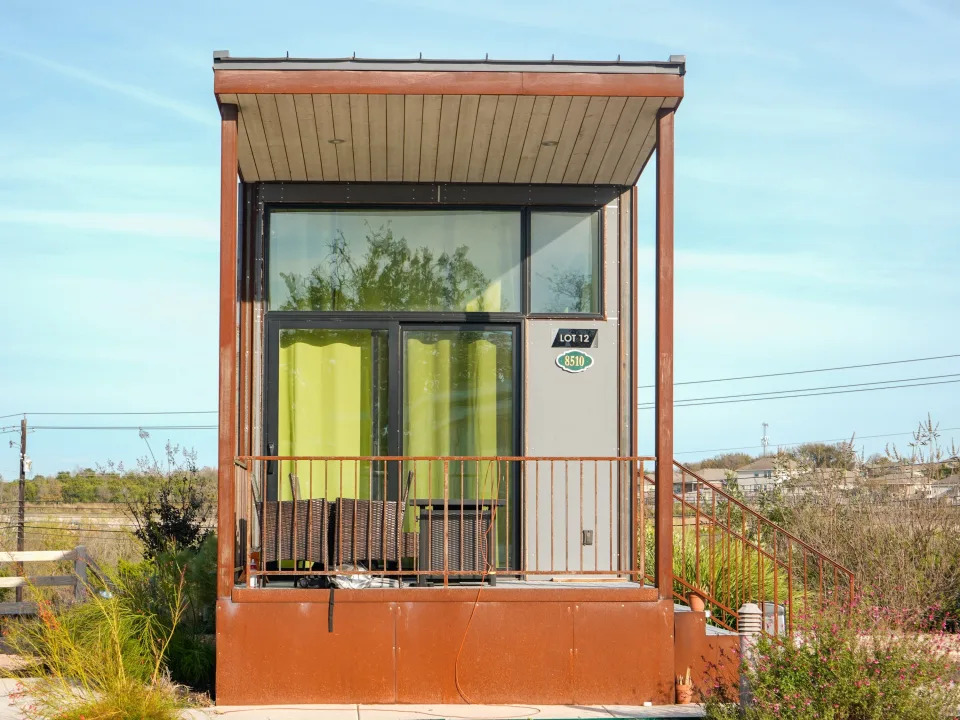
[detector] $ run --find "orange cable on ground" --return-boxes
[453,459,504,705]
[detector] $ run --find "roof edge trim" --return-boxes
[211,54,685,76]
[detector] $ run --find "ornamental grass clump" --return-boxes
[706,602,960,720]
[3,567,189,720]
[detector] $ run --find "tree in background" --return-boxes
[3,465,216,506]
[689,452,755,471]
[791,441,857,469]
[887,413,959,482]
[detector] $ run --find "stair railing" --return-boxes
[644,461,855,636]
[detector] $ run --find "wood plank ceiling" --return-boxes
[218,92,678,185]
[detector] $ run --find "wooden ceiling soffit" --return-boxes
[218,72,681,184]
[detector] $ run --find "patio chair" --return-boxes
[332,470,416,567]
[261,473,334,571]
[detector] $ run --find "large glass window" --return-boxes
[269,210,522,312]
[529,211,601,314]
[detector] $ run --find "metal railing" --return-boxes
[643,462,855,636]
[233,455,654,587]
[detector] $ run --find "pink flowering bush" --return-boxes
[707,603,960,720]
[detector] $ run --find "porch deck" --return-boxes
[248,577,649,590]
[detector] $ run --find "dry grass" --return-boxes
[3,566,189,720]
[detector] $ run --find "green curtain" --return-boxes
[277,329,375,501]
[276,327,511,507]
[403,331,511,503]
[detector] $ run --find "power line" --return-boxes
[4,352,956,419]
[639,373,960,407]
[638,352,960,389]
[673,378,960,408]
[640,378,960,409]
[9,410,218,417]
[673,426,960,456]
[31,425,218,431]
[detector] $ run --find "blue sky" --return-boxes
[1,0,958,479]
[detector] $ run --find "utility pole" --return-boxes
[16,416,26,603]
[761,422,770,457]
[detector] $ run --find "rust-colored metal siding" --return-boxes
[674,611,739,701]
[216,591,674,705]
[214,69,683,98]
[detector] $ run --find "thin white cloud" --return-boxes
[0,47,216,126]
[0,152,213,188]
[689,97,918,140]
[0,208,216,240]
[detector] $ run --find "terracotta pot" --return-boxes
[676,683,694,704]
[687,591,706,612]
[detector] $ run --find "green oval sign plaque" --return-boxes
[556,349,594,374]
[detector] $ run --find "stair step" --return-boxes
[674,603,737,635]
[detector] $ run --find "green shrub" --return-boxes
[118,534,217,694]
[126,446,215,560]
[706,604,960,720]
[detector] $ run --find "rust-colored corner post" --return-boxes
[217,103,239,600]
[654,109,675,599]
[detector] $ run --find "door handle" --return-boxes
[267,442,277,482]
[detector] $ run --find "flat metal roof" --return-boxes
[212,52,686,75]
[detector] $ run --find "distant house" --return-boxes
[695,468,730,484]
[671,467,728,496]
[735,456,795,494]
[864,466,960,503]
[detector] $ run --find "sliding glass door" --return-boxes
[402,327,515,494]
[402,327,517,570]
[267,321,519,566]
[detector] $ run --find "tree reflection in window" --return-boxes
[529,211,600,314]
[538,266,594,314]
[278,223,491,312]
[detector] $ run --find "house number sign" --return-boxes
[556,349,594,373]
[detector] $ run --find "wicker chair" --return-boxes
[332,470,415,566]
[261,473,334,570]
[415,501,496,585]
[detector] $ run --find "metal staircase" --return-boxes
[645,462,855,637]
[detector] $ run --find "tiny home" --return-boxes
[212,52,749,706]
